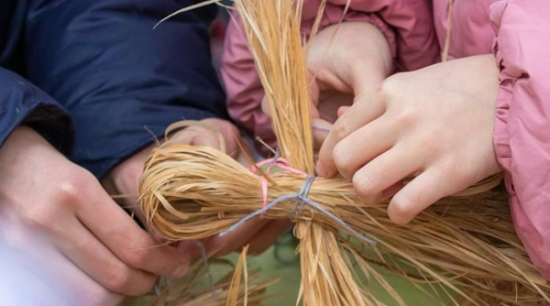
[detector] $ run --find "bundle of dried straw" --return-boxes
[141,0,550,305]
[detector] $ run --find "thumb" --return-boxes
[169,118,234,151]
[185,118,246,162]
[347,64,386,102]
[190,129,222,150]
[305,23,390,103]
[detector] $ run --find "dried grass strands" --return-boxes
[236,0,315,172]
[145,256,276,306]
[140,0,550,305]
[140,145,550,305]
[233,1,371,305]
[227,246,249,306]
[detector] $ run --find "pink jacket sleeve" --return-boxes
[221,13,277,148]
[491,0,550,281]
[221,0,440,149]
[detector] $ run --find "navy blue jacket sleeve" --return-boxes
[0,68,72,153]
[23,0,228,178]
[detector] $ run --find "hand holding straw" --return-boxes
[141,0,550,305]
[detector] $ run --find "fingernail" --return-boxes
[171,263,188,278]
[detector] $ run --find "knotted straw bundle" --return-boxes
[141,0,550,305]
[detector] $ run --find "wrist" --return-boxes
[2,125,55,157]
[11,125,40,141]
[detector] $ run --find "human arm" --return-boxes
[221,0,439,149]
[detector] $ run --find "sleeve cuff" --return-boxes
[492,39,512,174]
[0,69,73,154]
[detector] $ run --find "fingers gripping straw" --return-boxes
[226,156,377,247]
[140,0,550,305]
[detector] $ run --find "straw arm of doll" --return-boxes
[490,0,550,281]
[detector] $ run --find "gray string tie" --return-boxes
[267,148,281,169]
[312,125,331,132]
[289,176,315,219]
[193,240,216,296]
[219,177,377,246]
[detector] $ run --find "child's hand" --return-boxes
[105,118,289,257]
[261,22,392,147]
[0,126,190,305]
[306,22,392,115]
[316,55,502,224]
[103,118,247,222]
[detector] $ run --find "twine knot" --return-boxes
[219,156,377,246]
